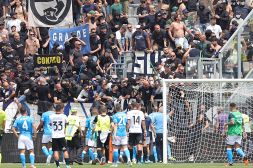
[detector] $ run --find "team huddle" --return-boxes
[9,99,250,168]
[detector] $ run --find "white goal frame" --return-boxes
[162,78,253,164]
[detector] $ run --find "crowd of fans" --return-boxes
[0,0,252,114]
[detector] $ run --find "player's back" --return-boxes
[86,116,96,138]
[114,111,127,136]
[228,111,243,136]
[50,113,67,138]
[127,109,144,133]
[153,112,163,133]
[42,111,55,135]
[14,116,33,138]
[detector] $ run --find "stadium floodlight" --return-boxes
[162,79,253,164]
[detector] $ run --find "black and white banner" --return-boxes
[133,51,163,75]
[28,0,73,27]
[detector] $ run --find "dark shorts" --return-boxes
[96,132,110,148]
[52,138,67,151]
[129,133,142,146]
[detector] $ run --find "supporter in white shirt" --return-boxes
[6,12,22,32]
[125,24,136,51]
[116,25,127,52]
[206,17,222,39]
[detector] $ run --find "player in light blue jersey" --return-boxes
[111,104,131,167]
[152,106,174,163]
[37,103,55,164]
[12,99,37,168]
[83,107,99,164]
[148,112,158,163]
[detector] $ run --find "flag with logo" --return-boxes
[28,0,73,27]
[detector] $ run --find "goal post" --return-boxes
[162,79,253,164]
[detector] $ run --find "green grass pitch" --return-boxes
[0,163,248,168]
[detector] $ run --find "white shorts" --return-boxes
[86,138,97,147]
[42,134,52,144]
[226,135,242,146]
[18,135,34,150]
[113,136,128,146]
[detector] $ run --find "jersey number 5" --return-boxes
[53,121,63,131]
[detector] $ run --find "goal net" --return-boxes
[162,79,253,164]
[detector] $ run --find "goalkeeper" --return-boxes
[225,103,248,166]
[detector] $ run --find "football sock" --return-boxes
[82,150,86,161]
[147,155,150,161]
[49,148,53,156]
[153,146,158,162]
[55,160,60,167]
[141,155,144,163]
[129,148,133,160]
[120,151,124,158]
[133,146,137,160]
[236,148,245,158]
[143,147,147,161]
[64,158,70,166]
[124,148,131,162]
[89,148,95,160]
[94,152,98,159]
[113,149,119,163]
[137,150,142,163]
[168,144,172,158]
[20,153,26,167]
[227,148,233,163]
[42,146,50,157]
[29,153,35,166]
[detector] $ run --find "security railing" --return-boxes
[218,9,253,79]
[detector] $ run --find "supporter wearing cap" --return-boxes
[6,12,22,32]
[155,12,166,29]
[132,25,151,51]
